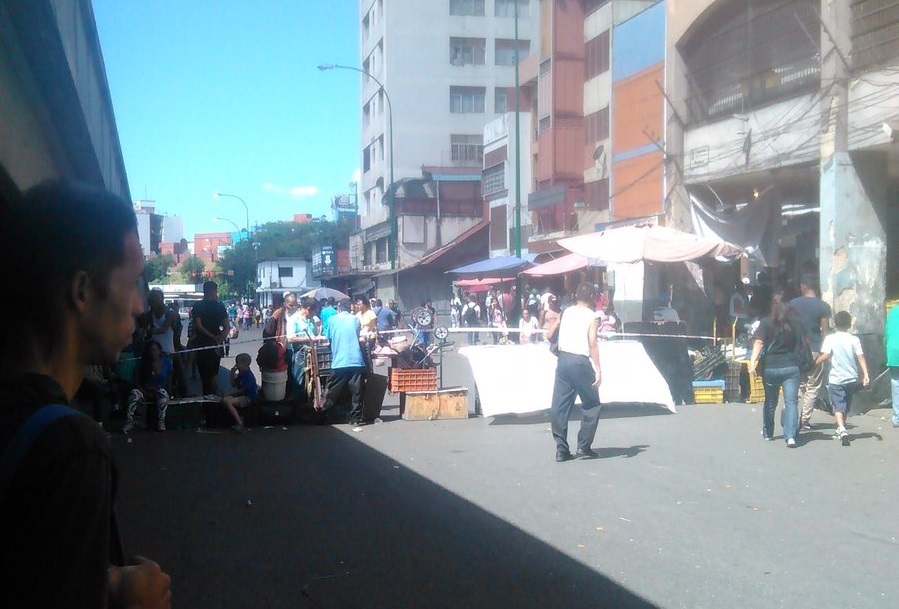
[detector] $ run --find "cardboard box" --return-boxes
[402,387,468,421]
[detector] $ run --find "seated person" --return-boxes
[220,353,257,433]
[257,335,289,373]
[123,340,172,433]
[597,302,620,334]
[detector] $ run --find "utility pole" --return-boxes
[513,0,522,258]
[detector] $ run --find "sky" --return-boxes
[92,1,361,239]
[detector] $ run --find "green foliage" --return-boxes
[216,219,351,301]
[173,256,206,283]
[144,254,175,283]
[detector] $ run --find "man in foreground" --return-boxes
[0,181,171,606]
[546,282,603,462]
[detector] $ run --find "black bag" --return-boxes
[796,335,814,372]
[463,305,478,327]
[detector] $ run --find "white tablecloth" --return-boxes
[459,341,676,417]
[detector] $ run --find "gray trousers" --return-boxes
[550,352,602,453]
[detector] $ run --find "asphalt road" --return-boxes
[113,326,899,608]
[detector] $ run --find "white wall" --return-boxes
[358,0,535,230]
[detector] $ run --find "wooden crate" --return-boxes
[402,387,469,421]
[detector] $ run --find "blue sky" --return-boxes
[93,1,360,238]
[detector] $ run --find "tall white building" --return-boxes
[356,0,535,232]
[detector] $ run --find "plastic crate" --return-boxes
[748,372,765,403]
[310,345,331,373]
[692,380,725,404]
[724,361,743,402]
[388,367,437,393]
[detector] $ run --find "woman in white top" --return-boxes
[518,308,540,344]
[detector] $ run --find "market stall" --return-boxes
[459,341,675,418]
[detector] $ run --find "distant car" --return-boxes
[178,307,191,320]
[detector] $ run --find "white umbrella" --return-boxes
[301,287,349,301]
[558,225,743,263]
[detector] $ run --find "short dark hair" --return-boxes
[575,282,595,304]
[799,274,817,291]
[203,280,218,296]
[834,310,852,330]
[337,298,352,312]
[235,353,252,366]
[0,180,138,358]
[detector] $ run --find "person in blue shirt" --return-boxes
[373,298,394,334]
[319,297,337,335]
[221,353,257,433]
[323,299,367,426]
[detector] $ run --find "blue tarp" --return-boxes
[447,256,531,278]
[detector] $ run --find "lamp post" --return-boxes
[318,63,397,270]
[213,216,242,237]
[513,0,522,258]
[213,192,250,236]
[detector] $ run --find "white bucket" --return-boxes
[261,369,288,402]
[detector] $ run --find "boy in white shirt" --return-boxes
[816,311,870,446]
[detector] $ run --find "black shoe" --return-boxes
[575,448,599,459]
[555,450,573,462]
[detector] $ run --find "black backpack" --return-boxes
[463,305,478,326]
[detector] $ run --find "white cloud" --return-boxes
[262,183,319,198]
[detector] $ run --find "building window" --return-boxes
[585,178,610,211]
[585,107,609,143]
[495,39,530,66]
[482,164,506,196]
[495,0,529,19]
[450,86,486,113]
[584,0,611,14]
[490,205,508,250]
[363,145,371,173]
[495,88,508,113]
[375,237,388,264]
[585,30,610,80]
[450,0,485,16]
[681,0,820,124]
[450,37,486,66]
[278,266,294,278]
[451,134,484,163]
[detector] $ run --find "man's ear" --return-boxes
[69,271,91,313]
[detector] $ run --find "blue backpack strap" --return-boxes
[0,404,85,495]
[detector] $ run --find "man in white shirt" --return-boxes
[546,283,603,462]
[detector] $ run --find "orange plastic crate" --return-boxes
[388,367,438,393]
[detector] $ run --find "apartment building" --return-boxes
[352,0,536,293]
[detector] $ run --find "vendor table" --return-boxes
[459,341,676,418]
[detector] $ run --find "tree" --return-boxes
[174,256,206,284]
[144,254,175,284]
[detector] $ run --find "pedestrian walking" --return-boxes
[816,311,870,445]
[547,283,603,462]
[790,274,831,430]
[748,291,804,447]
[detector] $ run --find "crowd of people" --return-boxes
[451,284,620,346]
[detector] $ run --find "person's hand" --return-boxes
[592,370,602,388]
[108,555,171,609]
[862,374,870,388]
[747,360,757,375]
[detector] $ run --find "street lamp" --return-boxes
[318,62,397,270]
[213,216,243,238]
[212,192,250,236]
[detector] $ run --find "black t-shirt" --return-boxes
[752,317,800,370]
[191,298,229,346]
[0,373,122,607]
[789,296,831,351]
